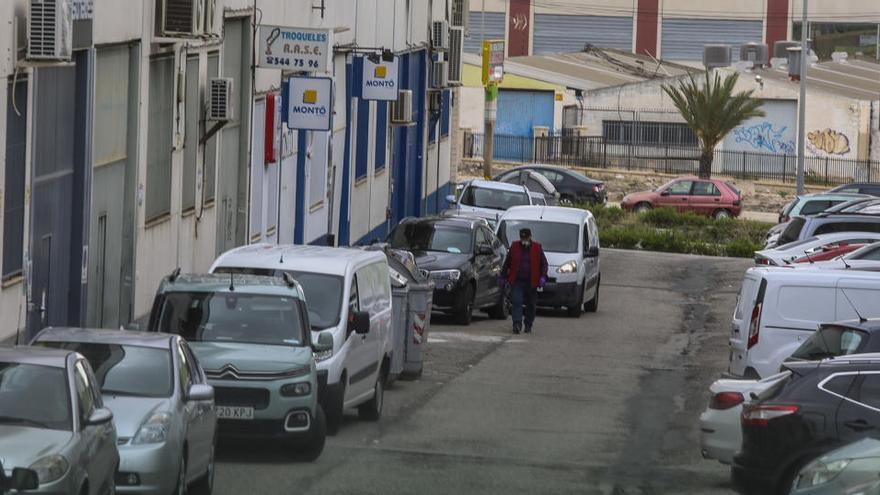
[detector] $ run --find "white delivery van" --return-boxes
[210,244,393,433]
[495,206,601,317]
[729,266,880,378]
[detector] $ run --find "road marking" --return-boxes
[429,332,507,343]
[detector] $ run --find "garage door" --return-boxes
[533,14,633,54]
[660,18,763,61]
[465,11,505,54]
[494,89,554,161]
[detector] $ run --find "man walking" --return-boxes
[501,228,548,334]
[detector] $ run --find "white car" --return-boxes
[754,232,880,265]
[445,179,536,227]
[700,371,791,465]
[495,206,600,317]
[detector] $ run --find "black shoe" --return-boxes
[512,323,521,334]
[524,326,532,333]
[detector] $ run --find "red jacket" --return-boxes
[502,241,549,289]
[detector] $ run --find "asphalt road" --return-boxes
[214,248,753,495]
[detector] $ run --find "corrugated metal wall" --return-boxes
[533,14,633,54]
[660,19,763,61]
[465,11,505,53]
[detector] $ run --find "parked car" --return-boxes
[388,215,507,325]
[776,213,880,248]
[845,242,880,261]
[777,193,870,224]
[0,346,117,495]
[619,176,742,219]
[829,182,880,196]
[754,232,880,265]
[792,243,869,264]
[496,206,600,317]
[495,169,560,205]
[786,320,880,364]
[734,354,880,493]
[728,266,880,378]
[790,437,880,494]
[31,328,217,494]
[825,197,880,214]
[148,272,329,456]
[493,164,606,204]
[209,245,392,435]
[445,179,536,227]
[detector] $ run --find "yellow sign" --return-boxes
[481,39,505,85]
[303,89,318,104]
[374,65,388,79]
[555,93,563,101]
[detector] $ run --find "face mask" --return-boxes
[521,239,531,247]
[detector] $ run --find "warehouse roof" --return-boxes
[754,57,880,100]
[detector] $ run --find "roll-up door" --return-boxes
[494,89,554,161]
[465,11,505,54]
[533,14,633,54]
[660,18,763,61]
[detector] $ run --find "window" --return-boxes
[440,90,450,138]
[459,185,529,210]
[375,101,387,172]
[348,277,360,329]
[498,220,580,253]
[74,361,96,421]
[836,186,860,193]
[602,120,698,147]
[855,374,880,410]
[181,342,205,383]
[691,182,720,196]
[799,200,834,216]
[815,222,880,236]
[355,97,370,180]
[536,170,563,185]
[667,181,693,195]
[145,56,175,221]
[182,55,199,213]
[778,217,807,246]
[3,78,27,280]
[475,228,490,250]
[852,244,880,261]
[0,362,71,431]
[790,326,866,361]
[526,177,544,194]
[389,223,473,254]
[176,343,192,394]
[821,374,855,397]
[203,51,220,204]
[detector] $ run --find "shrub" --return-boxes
[600,226,641,249]
[641,207,709,228]
[640,230,690,253]
[724,238,761,258]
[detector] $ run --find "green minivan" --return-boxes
[148,271,331,460]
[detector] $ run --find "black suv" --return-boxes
[733,353,880,494]
[388,216,508,325]
[494,164,606,205]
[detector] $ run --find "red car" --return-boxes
[619,176,742,219]
[793,242,866,263]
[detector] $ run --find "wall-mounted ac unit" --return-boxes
[448,26,463,84]
[157,0,203,37]
[391,90,413,125]
[27,0,73,61]
[428,90,442,113]
[451,0,469,30]
[773,40,800,59]
[432,61,449,88]
[702,45,732,69]
[208,77,234,121]
[740,42,769,67]
[432,20,449,51]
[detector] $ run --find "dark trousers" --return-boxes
[511,280,537,329]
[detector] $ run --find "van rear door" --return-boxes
[730,271,760,349]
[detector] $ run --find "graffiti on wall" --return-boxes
[807,128,851,156]
[732,122,796,154]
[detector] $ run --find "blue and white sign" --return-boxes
[258,25,332,72]
[286,77,333,131]
[362,58,399,101]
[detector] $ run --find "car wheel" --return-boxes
[325,378,345,435]
[713,208,732,220]
[566,285,584,318]
[190,437,215,495]
[634,202,652,214]
[454,284,475,325]
[487,284,509,319]
[174,456,187,495]
[584,279,599,313]
[297,404,327,462]
[559,195,574,206]
[358,375,384,421]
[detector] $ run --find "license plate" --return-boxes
[216,406,254,420]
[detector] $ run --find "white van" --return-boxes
[495,206,601,317]
[729,266,880,378]
[210,244,393,433]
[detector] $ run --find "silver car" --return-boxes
[32,328,217,495]
[0,346,118,495]
[791,438,880,494]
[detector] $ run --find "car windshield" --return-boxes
[848,243,880,261]
[389,223,473,254]
[789,326,866,361]
[157,292,306,345]
[39,343,172,398]
[0,362,71,431]
[777,217,806,247]
[497,220,580,253]
[461,185,529,210]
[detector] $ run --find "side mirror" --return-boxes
[478,245,494,256]
[187,384,214,402]
[349,310,371,335]
[86,407,114,426]
[660,190,670,197]
[585,245,599,258]
[312,332,334,353]
[445,194,456,204]
[9,468,39,492]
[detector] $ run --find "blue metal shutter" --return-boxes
[660,19,763,61]
[533,14,633,54]
[465,11,505,54]
[494,89,554,161]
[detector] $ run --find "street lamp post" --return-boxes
[796,0,808,195]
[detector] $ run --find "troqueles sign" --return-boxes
[258,25,332,73]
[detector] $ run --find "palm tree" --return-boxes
[662,71,765,179]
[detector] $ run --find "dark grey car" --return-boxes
[776,213,880,248]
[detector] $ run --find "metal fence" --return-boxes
[462,132,880,186]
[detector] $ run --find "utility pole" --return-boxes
[876,24,879,62]
[795,0,808,195]
[482,40,505,178]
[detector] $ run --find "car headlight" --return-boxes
[556,260,578,274]
[281,382,312,397]
[313,348,333,362]
[132,411,172,445]
[29,454,69,484]
[430,269,461,281]
[795,459,850,489]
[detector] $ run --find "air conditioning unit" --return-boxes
[702,45,732,69]
[451,0,469,29]
[157,0,203,37]
[786,46,803,80]
[740,42,769,67]
[27,0,73,61]
[432,61,449,88]
[773,40,800,59]
[391,90,413,125]
[432,20,449,51]
[448,27,463,84]
[428,90,442,113]
[208,77,234,121]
